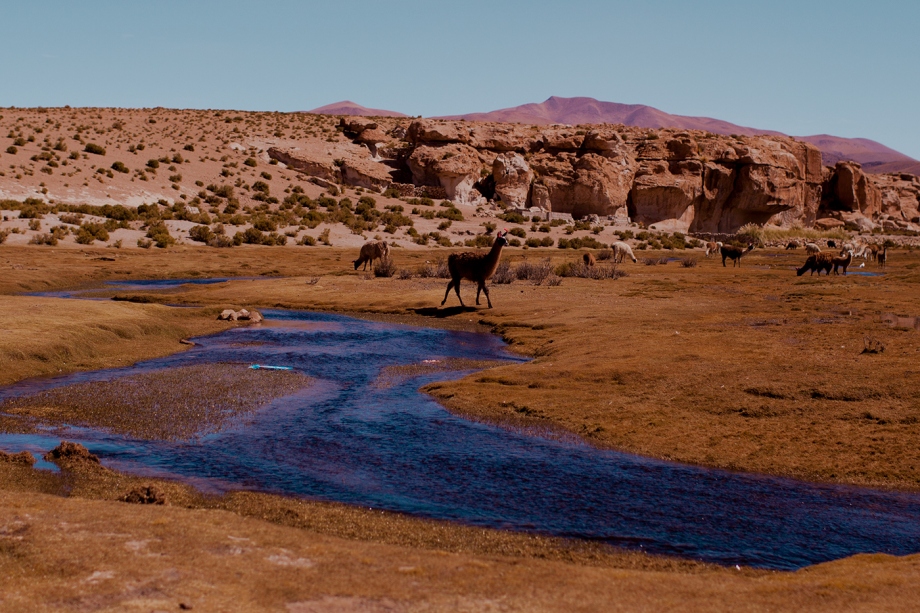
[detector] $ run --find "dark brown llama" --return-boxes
[877,247,887,268]
[797,252,834,276]
[583,252,596,267]
[832,250,852,275]
[441,230,509,308]
[721,244,754,267]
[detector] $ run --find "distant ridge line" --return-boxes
[306,96,920,174]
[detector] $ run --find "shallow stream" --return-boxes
[2,288,920,570]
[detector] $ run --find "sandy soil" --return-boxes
[2,242,920,609]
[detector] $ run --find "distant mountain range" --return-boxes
[307,101,408,118]
[305,97,920,175]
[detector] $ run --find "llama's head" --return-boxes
[495,229,509,247]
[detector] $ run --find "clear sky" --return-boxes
[2,1,918,158]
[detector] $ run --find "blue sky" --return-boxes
[2,1,918,158]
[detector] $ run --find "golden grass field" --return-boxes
[2,242,920,611]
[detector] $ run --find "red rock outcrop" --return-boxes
[492,153,533,208]
[407,143,487,205]
[268,145,394,193]
[289,115,920,233]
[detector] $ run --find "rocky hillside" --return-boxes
[0,107,917,244]
[274,117,920,233]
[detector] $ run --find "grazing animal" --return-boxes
[827,240,837,248]
[720,244,754,267]
[704,241,722,257]
[868,244,879,261]
[441,230,509,308]
[832,250,853,275]
[611,241,638,263]
[583,252,596,267]
[797,252,834,276]
[804,242,821,255]
[353,240,390,271]
[785,240,800,250]
[877,247,887,268]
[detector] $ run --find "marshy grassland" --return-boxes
[2,243,920,611]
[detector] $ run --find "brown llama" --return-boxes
[797,252,834,276]
[868,244,879,262]
[353,240,389,271]
[583,252,596,267]
[721,244,754,267]
[704,241,721,257]
[785,240,800,250]
[832,250,852,275]
[441,230,509,308]
[877,247,887,268]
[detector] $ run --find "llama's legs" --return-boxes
[453,278,464,306]
[441,279,456,306]
[478,281,492,308]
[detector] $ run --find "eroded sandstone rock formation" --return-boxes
[270,116,920,233]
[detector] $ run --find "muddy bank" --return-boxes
[1,364,312,440]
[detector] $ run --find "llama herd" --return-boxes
[351,232,893,308]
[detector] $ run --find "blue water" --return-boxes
[25,277,257,300]
[2,309,920,571]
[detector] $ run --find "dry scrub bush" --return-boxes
[597,249,613,261]
[0,229,9,244]
[435,258,451,279]
[737,221,849,244]
[373,256,397,278]
[515,259,554,284]
[491,260,515,284]
[680,257,698,268]
[415,262,436,278]
[557,262,626,280]
[396,268,414,280]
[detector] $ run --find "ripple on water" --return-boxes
[2,308,920,570]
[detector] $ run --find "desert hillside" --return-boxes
[1,107,919,251]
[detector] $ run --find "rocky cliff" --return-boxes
[270,118,920,234]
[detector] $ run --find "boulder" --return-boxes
[237,309,263,323]
[219,309,263,323]
[218,309,238,321]
[338,157,393,192]
[571,153,635,218]
[407,120,471,145]
[492,153,533,208]
[268,147,340,183]
[407,144,485,205]
[814,217,846,230]
[339,117,378,133]
[629,160,703,232]
[832,161,881,216]
[538,128,584,153]
[840,212,877,232]
[354,128,389,145]
[468,125,535,152]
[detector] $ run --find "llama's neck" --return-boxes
[483,239,505,274]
